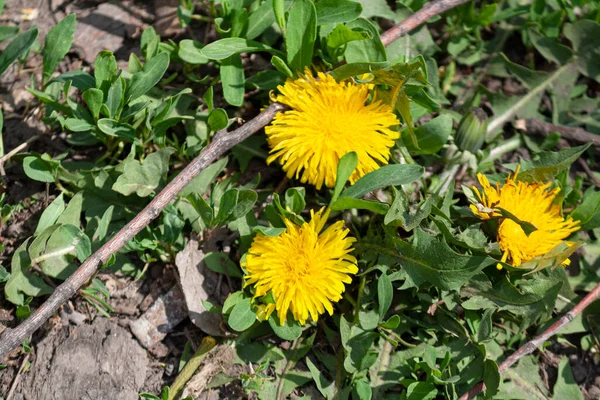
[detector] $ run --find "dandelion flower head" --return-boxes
[242,208,358,325]
[265,70,400,190]
[471,167,579,269]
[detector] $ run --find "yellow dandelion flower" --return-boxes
[242,208,358,325]
[265,70,400,190]
[470,167,579,269]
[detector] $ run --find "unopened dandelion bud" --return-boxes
[455,107,488,153]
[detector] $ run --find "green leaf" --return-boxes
[529,30,574,65]
[92,205,114,242]
[331,197,389,214]
[483,359,501,398]
[331,152,358,204]
[406,381,437,400]
[268,316,302,340]
[271,55,294,78]
[0,26,19,42]
[49,70,96,92]
[344,18,386,63]
[384,187,432,231]
[141,26,160,61]
[5,240,53,305]
[340,164,424,199]
[208,108,228,132]
[105,76,124,119]
[329,61,389,81]
[83,88,103,120]
[125,51,170,102]
[306,357,335,399]
[326,24,371,51]
[97,119,137,142]
[94,51,117,94]
[315,0,362,25]
[391,228,496,291]
[377,272,393,318]
[286,0,317,73]
[23,156,54,183]
[564,19,600,82]
[0,26,38,75]
[355,380,372,400]
[42,14,76,84]
[178,39,209,64]
[112,148,175,197]
[518,143,591,182]
[32,224,91,279]
[273,0,286,31]
[221,54,245,107]
[247,0,277,39]
[56,191,83,227]
[405,114,452,155]
[201,38,277,60]
[572,191,600,230]
[553,358,584,400]
[204,252,243,278]
[477,308,494,343]
[34,194,65,235]
[253,226,286,236]
[187,193,214,227]
[179,157,228,197]
[228,297,256,331]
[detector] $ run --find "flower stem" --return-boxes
[353,275,366,324]
[168,337,216,400]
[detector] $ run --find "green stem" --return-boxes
[168,337,217,400]
[480,135,522,168]
[397,143,416,165]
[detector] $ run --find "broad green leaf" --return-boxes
[204,252,243,278]
[221,54,245,107]
[355,0,395,19]
[284,187,305,214]
[0,26,18,42]
[201,38,277,60]
[404,114,452,155]
[97,119,137,142]
[518,143,591,182]
[56,191,83,227]
[306,357,336,399]
[341,164,424,198]
[331,151,358,204]
[140,26,160,61]
[247,0,277,39]
[331,197,389,214]
[392,228,496,291]
[572,191,600,230]
[178,39,209,64]
[228,297,256,331]
[326,24,371,51]
[483,359,500,398]
[355,380,372,400]
[377,272,392,318]
[23,156,54,183]
[564,19,600,82]
[34,194,65,235]
[92,205,114,242]
[0,26,38,75]
[329,61,390,81]
[94,50,117,94]
[384,187,432,231]
[553,358,584,400]
[63,118,94,132]
[83,88,103,120]
[112,148,175,197]
[286,0,317,73]
[42,14,76,84]
[50,70,96,92]
[316,0,362,25]
[273,0,286,31]
[187,193,214,227]
[268,316,302,340]
[344,18,386,63]
[5,240,53,305]
[529,30,574,66]
[246,70,285,90]
[125,52,170,102]
[406,382,437,400]
[253,226,286,236]
[208,108,228,131]
[105,76,124,119]
[34,224,91,279]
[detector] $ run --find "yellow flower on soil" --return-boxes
[242,208,358,325]
[265,71,400,190]
[471,167,579,269]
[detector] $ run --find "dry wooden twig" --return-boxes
[459,281,600,400]
[518,118,600,147]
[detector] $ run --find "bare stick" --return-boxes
[522,119,600,147]
[0,135,41,176]
[380,0,471,46]
[0,104,284,361]
[0,0,472,361]
[459,282,600,400]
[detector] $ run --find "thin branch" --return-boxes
[521,118,600,147]
[0,0,471,361]
[459,281,600,400]
[380,0,471,46]
[0,135,41,176]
